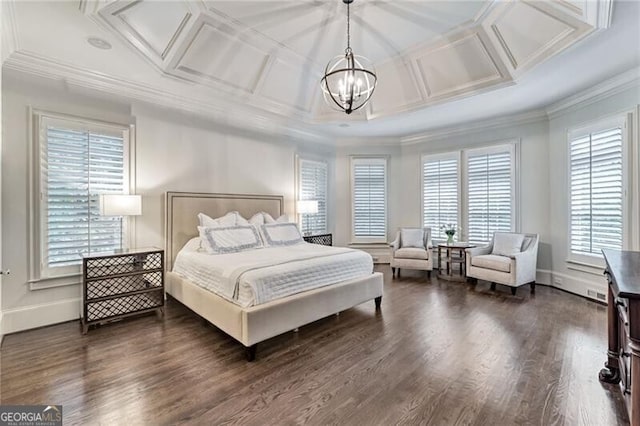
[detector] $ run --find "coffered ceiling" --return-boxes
[2,0,638,140]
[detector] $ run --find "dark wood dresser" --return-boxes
[601,249,640,425]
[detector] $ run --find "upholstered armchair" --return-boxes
[465,232,539,295]
[389,227,433,278]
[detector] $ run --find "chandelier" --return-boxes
[321,0,377,115]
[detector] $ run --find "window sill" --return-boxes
[29,273,81,290]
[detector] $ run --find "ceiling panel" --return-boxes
[416,33,504,98]
[369,60,424,117]
[113,0,192,60]
[259,58,316,112]
[174,20,270,93]
[490,2,575,70]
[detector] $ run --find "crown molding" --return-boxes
[3,50,331,145]
[545,67,640,119]
[400,109,548,145]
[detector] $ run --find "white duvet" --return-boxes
[172,239,374,307]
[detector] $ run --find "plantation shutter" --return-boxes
[466,148,513,244]
[570,126,623,256]
[423,155,459,241]
[41,117,127,270]
[352,158,387,240]
[299,159,328,235]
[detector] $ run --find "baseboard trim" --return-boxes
[549,271,607,303]
[2,298,80,335]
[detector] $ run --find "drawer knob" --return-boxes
[622,351,631,358]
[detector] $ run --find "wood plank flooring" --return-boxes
[0,266,630,425]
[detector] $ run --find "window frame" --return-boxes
[462,142,519,245]
[28,109,135,289]
[295,156,329,235]
[566,114,629,267]
[350,156,388,244]
[420,141,519,245]
[421,151,462,243]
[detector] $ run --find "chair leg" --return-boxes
[375,296,382,310]
[245,344,257,362]
[511,287,517,296]
[490,282,496,291]
[530,282,536,294]
[427,271,431,279]
[391,267,396,278]
[397,269,401,278]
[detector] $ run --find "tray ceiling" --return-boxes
[2,0,630,139]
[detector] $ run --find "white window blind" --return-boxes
[40,116,129,273]
[422,155,459,241]
[570,125,623,257]
[465,147,514,244]
[352,158,387,241]
[299,159,328,235]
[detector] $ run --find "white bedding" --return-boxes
[172,239,374,307]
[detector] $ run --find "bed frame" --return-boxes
[164,191,384,361]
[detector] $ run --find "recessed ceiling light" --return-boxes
[339,123,350,128]
[87,37,112,50]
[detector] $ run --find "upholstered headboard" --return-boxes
[164,192,284,271]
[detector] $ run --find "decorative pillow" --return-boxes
[260,223,303,246]
[249,212,290,225]
[492,233,525,256]
[401,228,425,249]
[198,211,248,228]
[198,225,263,254]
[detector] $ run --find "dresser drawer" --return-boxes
[86,271,163,300]
[86,290,164,322]
[85,252,163,279]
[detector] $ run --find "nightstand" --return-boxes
[81,247,164,334]
[303,233,332,246]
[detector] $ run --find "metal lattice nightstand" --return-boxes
[81,247,164,334]
[303,233,332,246]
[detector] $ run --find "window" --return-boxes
[422,153,459,241]
[35,113,131,279]
[351,157,387,242]
[421,143,517,244]
[464,145,516,244]
[298,159,328,235]
[569,118,626,261]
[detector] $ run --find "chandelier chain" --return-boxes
[346,1,351,53]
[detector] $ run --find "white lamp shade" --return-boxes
[297,200,319,215]
[99,194,142,216]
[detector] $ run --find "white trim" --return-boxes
[550,271,608,302]
[401,109,547,145]
[547,68,640,118]
[29,273,81,291]
[535,269,552,286]
[420,151,462,242]
[350,156,388,244]
[566,259,605,276]
[29,110,135,282]
[1,298,80,335]
[566,113,629,264]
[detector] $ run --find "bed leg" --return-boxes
[375,296,382,310]
[245,344,257,362]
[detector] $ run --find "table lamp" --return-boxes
[99,194,142,250]
[297,200,319,236]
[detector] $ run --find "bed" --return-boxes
[164,191,384,361]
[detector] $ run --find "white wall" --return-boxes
[548,90,640,298]
[1,73,334,334]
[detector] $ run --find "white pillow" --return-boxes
[198,211,248,227]
[401,228,425,249]
[199,225,263,254]
[492,233,525,256]
[249,212,290,225]
[260,223,303,246]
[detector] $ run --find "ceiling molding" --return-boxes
[546,67,640,119]
[400,109,549,145]
[3,50,331,145]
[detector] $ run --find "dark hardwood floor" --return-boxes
[0,266,629,425]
